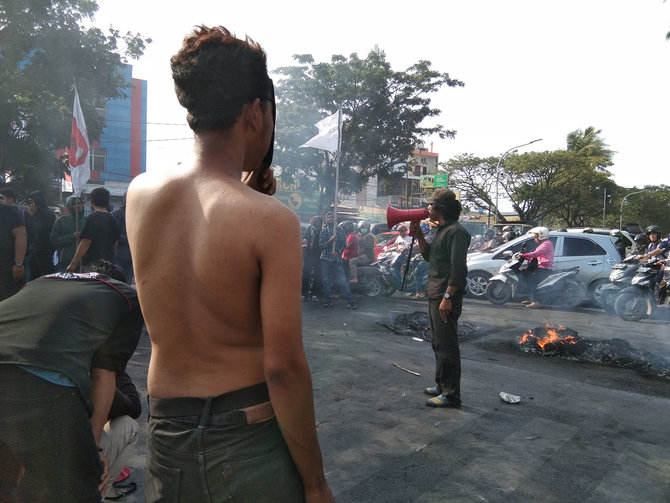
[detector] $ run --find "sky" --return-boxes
[94,0,670,189]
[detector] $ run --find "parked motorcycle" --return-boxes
[614,256,666,322]
[375,250,426,296]
[594,255,641,311]
[485,250,584,308]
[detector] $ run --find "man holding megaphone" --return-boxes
[408,188,470,409]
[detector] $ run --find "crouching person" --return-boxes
[0,261,143,502]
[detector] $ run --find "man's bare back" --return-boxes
[127,164,302,399]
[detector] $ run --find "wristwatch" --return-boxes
[443,292,451,300]
[14,260,23,266]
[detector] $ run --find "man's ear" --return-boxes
[247,98,264,133]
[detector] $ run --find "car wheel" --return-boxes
[467,271,491,298]
[588,279,609,306]
[485,280,512,305]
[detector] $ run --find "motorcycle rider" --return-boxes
[478,228,497,252]
[349,220,375,283]
[519,226,554,308]
[639,225,668,260]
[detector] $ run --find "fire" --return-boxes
[518,322,578,351]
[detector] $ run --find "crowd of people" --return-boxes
[0,186,131,303]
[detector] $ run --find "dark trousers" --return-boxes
[0,366,102,503]
[301,255,322,297]
[526,267,553,302]
[428,297,463,405]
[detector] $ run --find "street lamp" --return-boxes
[494,138,542,226]
[619,190,645,231]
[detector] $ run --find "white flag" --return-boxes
[69,88,90,197]
[300,109,341,153]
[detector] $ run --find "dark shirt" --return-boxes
[109,371,142,420]
[319,224,347,262]
[421,219,471,299]
[0,205,24,269]
[359,233,376,258]
[80,211,121,265]
[0,273,143,413]
[303,225,322,260]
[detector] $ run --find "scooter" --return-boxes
[594,255,641,311]
[614,256,666,322]
[485,249,584,308]
[376,250,426,296]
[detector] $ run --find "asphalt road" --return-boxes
[120,293,670,502]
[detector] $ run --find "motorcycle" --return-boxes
[613,256,666,322]
[375,249,426,296]
[485,249,584,308]
[594,255,641,311]
[350,260,395,298]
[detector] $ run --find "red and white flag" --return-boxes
[69,88,90,196]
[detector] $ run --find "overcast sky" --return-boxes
[95,0,670,189]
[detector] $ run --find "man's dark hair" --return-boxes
[170,25,273,133]
[84,260,127,283]
[433,199,462,222]
[90,188,110,208]
[28,190,48,214]
[0,188,16,201]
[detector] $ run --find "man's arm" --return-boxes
[11,226,27,281]
[89,367,116,497]
[66,238,92,272]
[259,212,334,503]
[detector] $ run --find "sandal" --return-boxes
[105,482,137,500]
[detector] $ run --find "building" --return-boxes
[81,65,147,208]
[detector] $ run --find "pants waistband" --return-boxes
[148,382,274,425]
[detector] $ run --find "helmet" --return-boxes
[357,220,370,233]
[420,221,431,235]
[646,225,662,236]
[397,225,408,234]
[502,225,513,232]
[610,229,622,238]
[484,228,495,238]
[502,231,515,242]
[475,235,483,242]
[634,233,649,245]
[528,226,549,240]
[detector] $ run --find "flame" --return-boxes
[518,322,578,351]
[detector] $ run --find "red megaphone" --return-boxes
[386,205,429,235]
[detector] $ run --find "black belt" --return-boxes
[148,382,272,424]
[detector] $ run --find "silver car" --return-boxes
[466,231,628,300]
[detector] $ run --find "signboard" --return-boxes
[420,173,448,188]
[274,177,318,214]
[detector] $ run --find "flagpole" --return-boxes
[331,108,343,254]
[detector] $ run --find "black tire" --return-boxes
[485,279,512,305]
[596,288,618,312]
[614,289,652,322]
[557,280,585,309]
[467,271,491,298]
[365,275,384,298]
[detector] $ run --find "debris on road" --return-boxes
[392,363,421,376]
[499,391,521,404]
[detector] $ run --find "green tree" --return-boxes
[566,126,615,171]
[273,50,463,212]
[443,154,499,216]
[618,185,670,232]
[0,0,150,199]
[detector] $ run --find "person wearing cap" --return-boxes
[409,188,470,409]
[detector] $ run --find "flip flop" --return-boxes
[105,482,137,500]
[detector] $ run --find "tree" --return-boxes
[0,0,151,199]
[618,185,670,232]
[273,50,463,212]
[566,126,615,171]
[443,154,499,216]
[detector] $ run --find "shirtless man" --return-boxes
[126,26,333,503]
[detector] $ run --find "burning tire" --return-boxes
[485,279,512,305]
[614,288,653,322]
